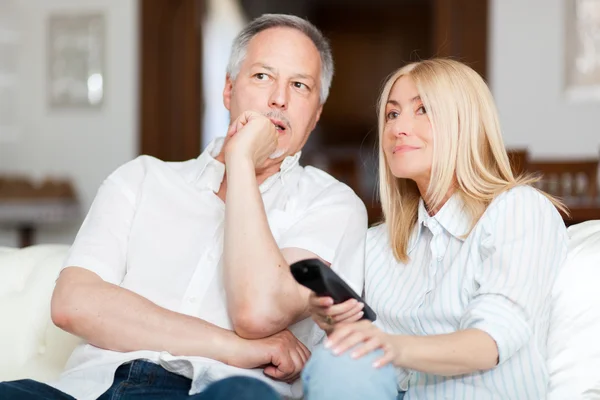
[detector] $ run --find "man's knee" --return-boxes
[199,376,281,400]
[302,345,397,400]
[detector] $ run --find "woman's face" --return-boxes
[382,76,433,190]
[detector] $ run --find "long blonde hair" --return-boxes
[377,59,566,263]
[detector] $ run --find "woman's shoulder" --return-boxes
[365,223,397,269]
[366,223,398,256]
[367,223,388,244]
[476,184,566,238]
[485,185,559,217]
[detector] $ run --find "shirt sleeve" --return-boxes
[459,186,568,365]
[61,157,146,285]
[277,183,368,294]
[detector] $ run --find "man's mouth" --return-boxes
[269,118,287,133]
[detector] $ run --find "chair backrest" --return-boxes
[527,159,598,199]
[506,149,529,176]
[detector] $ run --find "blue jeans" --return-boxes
[302,345,405,400]
[0,360,282,399]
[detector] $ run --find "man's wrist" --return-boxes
[225,149,255,170]
[211,330,246,366]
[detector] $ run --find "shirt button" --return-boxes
[189,296,198,303]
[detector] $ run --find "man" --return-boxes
[0,13,367,400]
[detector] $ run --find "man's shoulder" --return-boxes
[107,155,199,184]
[295,165,365,211]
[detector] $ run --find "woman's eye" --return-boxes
[386,111,399,120]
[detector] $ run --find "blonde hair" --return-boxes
[377,59,566,263]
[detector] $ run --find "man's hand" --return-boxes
[229,329,310,383]
[223,111,280,168]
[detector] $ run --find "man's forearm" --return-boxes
[392,329,499,376]
[52,267,240,363]
[223,157,306,337]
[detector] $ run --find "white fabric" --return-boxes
[365,187,569,399]
[1,222,599,399]
[548,220,600,399]
[50,138,367,400]
[0,245,82,383]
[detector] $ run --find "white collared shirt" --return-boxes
[51,138,367,400]
[365,186,568,399]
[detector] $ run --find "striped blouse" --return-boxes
[365,186,568,399]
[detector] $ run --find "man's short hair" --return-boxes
[226,14,334,104]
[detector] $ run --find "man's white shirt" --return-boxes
[51,138,367,400]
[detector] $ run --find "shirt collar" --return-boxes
[408,193,471,254]
[432,193,471,240]
[194,137,302,193]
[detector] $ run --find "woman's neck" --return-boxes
[416,181,455,216]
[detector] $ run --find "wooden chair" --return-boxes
[527,159,598,199]
[506,149,529,175]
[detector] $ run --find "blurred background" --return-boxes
[0,0,599,248]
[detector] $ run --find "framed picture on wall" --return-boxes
[565,0,600,101]
[47,13,105,108]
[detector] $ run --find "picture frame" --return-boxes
[565,0,600,101]
[47,12,105,108]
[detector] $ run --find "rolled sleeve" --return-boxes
[460,293,532,364]
[459,187,568,364]
[62,158,146,285]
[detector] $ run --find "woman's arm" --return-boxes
[326,321,497,376]
[389,329,498,376]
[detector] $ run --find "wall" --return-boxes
[0,0,138,246]
[490,0,600,158]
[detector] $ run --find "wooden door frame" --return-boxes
[139,0,204,161]
[433,0,489,81]
[138,0,488,164]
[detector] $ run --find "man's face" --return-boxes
[223,27,324,160]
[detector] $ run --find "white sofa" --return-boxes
[1,221,600,399]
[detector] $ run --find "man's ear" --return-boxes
[223,75,233,111]
[311,104,323,130]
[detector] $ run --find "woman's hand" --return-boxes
[308,292,365,334]
[325,320,399,368]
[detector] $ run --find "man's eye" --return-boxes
[293,82,308,90]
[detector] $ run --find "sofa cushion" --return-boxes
[0,245,82,383]
[548,220,600,399]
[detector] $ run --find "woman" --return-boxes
[301,59,569,400]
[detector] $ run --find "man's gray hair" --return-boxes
[226,14,334,104]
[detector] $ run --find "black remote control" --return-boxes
[290,258,377,322]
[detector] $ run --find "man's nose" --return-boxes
[269,82,288,110]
